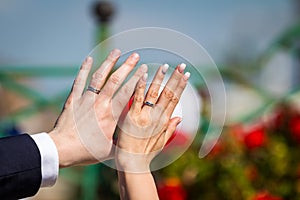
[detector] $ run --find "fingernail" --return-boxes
[177,118,182,124]
[162,64,169,74]
[110,49,121,58]
[142,73,148,81]
[86,56,93,64]
[140,64,148,72]
[132,52,140,60]
[183,72,190,81]
[179,63,186,73]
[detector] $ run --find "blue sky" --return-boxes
[0,0,294,66]
[0,0,297,129]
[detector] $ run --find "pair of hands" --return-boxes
[49,49,189,172]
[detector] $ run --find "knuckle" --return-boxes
[163,89,174,100]
[110,74,121,85]
[92,72,104,82]
[149,90,159,99]
[134,95,144,103]
[137,83,146,89]
[171,96,179,103]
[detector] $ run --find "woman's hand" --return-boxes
[116,63,190,200]
[49,49,148,168]
[115,63,190,173]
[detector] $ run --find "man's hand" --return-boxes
[49,49,148,168]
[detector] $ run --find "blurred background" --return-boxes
[1,0,300,199]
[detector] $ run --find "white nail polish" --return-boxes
[162,64,169,74]
[183,72,190,80]
[179,63,186,72]
[142,73,148,81]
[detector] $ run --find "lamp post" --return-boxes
[92,1,115,44]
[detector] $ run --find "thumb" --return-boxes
[164,117,182,142]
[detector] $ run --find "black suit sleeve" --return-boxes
[0,134,42,199]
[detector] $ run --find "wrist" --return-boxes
[49,129,95,168]
[49,129,71,168]
[115,147,152,173]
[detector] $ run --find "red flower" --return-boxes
[252,191,282,200]
[268,104,288,131]
[243,125,266,150]
[207,140,223,158]
[289,113,300,143]
[158,178,187,200]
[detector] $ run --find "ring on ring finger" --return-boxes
[144,101,155,108]
[87,86,101,94]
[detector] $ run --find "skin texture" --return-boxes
[49,49,148,168]
[115,64,190,200]
[47,49,189,200]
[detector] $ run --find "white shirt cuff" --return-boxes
[30,132,59,187]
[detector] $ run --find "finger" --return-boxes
[100,52,140,98]
[143,64,169,111]
[164,72,190,119]
[131,73,148,114]
[164,117,182,144]
[156,63,186,109]
[112,64,148,118]
[72,56,93,99]
[88,49,121,94]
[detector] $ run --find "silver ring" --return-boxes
[87,86,101,94]
[144,101,155,107]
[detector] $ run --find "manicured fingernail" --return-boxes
[183,72,190,81]
[132,52,140,60]
[140,64,148,72]
[142,73,148,81]
[162,64,169,74]
[86,56,93,64]
[110,49,121,58]
[179,63,186,73]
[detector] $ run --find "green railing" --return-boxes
[1,20,300,200]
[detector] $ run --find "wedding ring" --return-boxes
[87,86,101,94]
[144,101,155,107]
